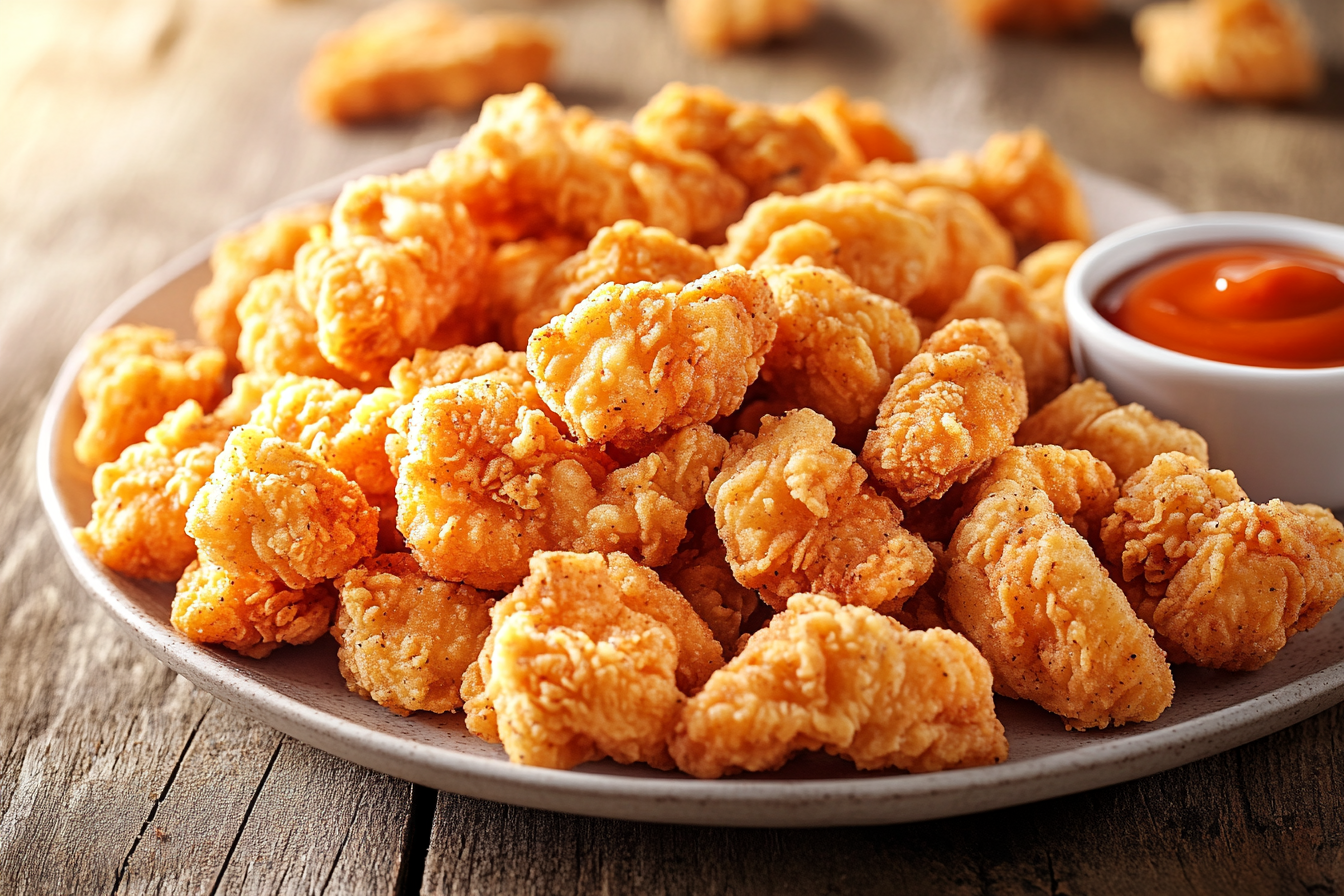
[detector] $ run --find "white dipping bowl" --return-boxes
[1066,212,1344,508]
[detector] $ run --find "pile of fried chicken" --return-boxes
[71,83,1344,778]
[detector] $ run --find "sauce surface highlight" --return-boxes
[1097,243,1344,368]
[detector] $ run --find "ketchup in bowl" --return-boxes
[1095,244,1344,368]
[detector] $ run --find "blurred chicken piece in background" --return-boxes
[669,0,818,55]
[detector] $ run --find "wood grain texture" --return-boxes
[0,0,1342,893]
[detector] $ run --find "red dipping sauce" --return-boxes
[1096,243,1344,368]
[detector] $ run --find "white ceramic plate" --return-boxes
[37,141,1344,827]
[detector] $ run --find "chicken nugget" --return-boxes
[527,267,777,450]
[759,265,922,438]
[333,553,496,715]
[659,509,761,657]
[301,1,557,124]
[461,551,690,769]
[796,87,916,177]
[247,374,364,454]
[903,186,1016,320]
[1017,239,1086,337]
[486,236,586,349]
[186,424,378,589]
[668,0,818,56]
[963,444,1118,541]
[862,319,1029,504]
[670,592,1007,777]
[172,558,337,659]
[717,181,936,306]
[74,325,227,467]
[945,478,1174,729]
[235,271,358,386]
[709,408,934,611]
[193,204,329,362]
[944,0,1102,36]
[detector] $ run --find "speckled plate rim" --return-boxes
[36,139,1344,828]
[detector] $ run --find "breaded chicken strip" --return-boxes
[862,319,1029,504]
[759,265,923,439]
[670,592,1007,777]
[186,424,378,589]
[333,553,495,715]
[461,551,707,769]
[294,172,485,381]
[1016,379,1209,481]
[945,478,1174,729]
[709,408,934,611]
[74,325,227,467]
[963,444,1118,541]
[391,380,725,589]
[509,219,716,350]
[902,186,1017,320]
[717,181,936,306]
[860,128,1091,254]
[659,509,760,657]
[172,558,337,659]
[235,271,357,386]
[194,204,329,363]
[527,267,777,450]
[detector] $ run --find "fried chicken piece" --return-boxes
[527,267,777,450]
[247,374,363,454]
[327,387,404,499]
[1017,239,1086,337]
[748,220,842,271]
[74,401,232,582]
[172,558,337,659]
[301,1,557,124]
[886,541,952,630]
[862,319,1029,504]
[235,271,357,386]
[333,553,495,715]
[659,510,760,657]
[428,84,746,243]
[1016,379,1210,481]
[717,181,937,306]
[193,204,329,362]
[938,264,1071,411]
[1100,451,1247,592]
[903,187,1017,320]
[796,87,916,178]
[759,265,922,437]
[861,128,1091,255]
[1158,501,1344,670]
[461,551,692,769]
[944,0,1102,36]
[294,172,485,381]
[1134,0,1321,102]
[668,0,817,55]
[709,408,934,611]
[486,236,586,349]
[670,592,1007,777]
[509,220,717,351]
[945,478,1174,729]
[186,424,378,589]
[74,325,227,467]
[963,444,1118,541]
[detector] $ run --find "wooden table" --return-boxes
[3,0,1342,892]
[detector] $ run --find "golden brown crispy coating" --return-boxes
[235,271,357,385]
[75,401,232,582]
[887,541,952,630]
[1017,239,1086,337]
[429,84,746,243]
[717,181,936,306]
[861,128,1091,254]
[300,1,557,124]
[759,265,922,436]
[247,374,363,454]
[862,319,1029,504]
[186,424,378,589]
[749,220,842,271]
[486,236,586,349]
[1134,0,1321,102]
[1016,379,1210,481]
[74,325,227,468]
[327,388,404,499]
[1100,451,1246,592]
[709,409,934,611]
[659,510,760,657]
[193,204,329,362]
[796,87,916,177]
[668,0,817,55]
[333,553,495,715]
[1158,501,1344,670]
[633,83,836,202]
[903,186,1016,320]
[670,592,1007,777]
[963,444,1118,541]
[172,559,337,659]
[937,264,1071,411]
[944,0,1102,36]
[509,220,717,350]
[461,551,689,769]
[527,267,777,450]
[945,479,1174,729]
